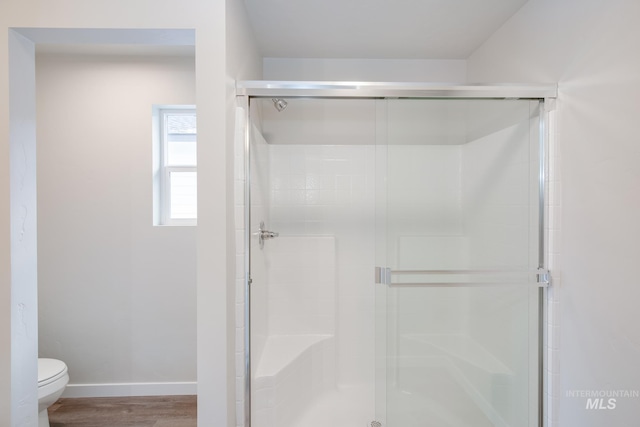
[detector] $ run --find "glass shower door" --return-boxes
[377,99,545,427]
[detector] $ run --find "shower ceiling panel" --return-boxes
[242,0,529,58]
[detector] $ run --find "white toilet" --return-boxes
[38,358,69,427]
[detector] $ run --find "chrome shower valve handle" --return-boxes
[255,221,279,249]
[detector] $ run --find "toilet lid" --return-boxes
[38,358,68,385]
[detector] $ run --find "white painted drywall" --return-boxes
[467,0,640,425]
[36,52,196,389]
[0,27,9,422]
[7,30,39,427]
[263,58,466,82]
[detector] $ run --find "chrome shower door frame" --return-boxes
[238,81,557,427]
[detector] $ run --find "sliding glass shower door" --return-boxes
[240,83,554,427]
[376,99,545,427]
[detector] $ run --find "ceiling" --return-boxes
[243,0,529,59]
[32,29,196,56]
[36,44,195,56]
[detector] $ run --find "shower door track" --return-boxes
[238,81,557,427]
[237,80,557,100]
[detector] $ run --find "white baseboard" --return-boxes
[62,382,197,398]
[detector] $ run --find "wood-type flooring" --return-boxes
[48,395,197,427]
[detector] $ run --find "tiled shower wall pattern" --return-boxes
[234,110,248,426]
[234,112,243,426]
[268,145,375,236]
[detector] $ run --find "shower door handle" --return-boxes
[255,221,279,249]
[375,267,391,285]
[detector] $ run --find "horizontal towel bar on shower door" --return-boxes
[375,267,550,287]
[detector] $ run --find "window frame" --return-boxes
[155,106,197,226]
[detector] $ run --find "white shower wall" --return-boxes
[248,123,271,370]
[461,117,539,426]
[267,144,376,386]
[386,103,540,427]
[462,120,534,270]
[386,144,471,339]
[244,141,377,427]
[266,236,336,336]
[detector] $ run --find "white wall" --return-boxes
[467,0,640,425]
[6,31,39,427]
[36,52,196,392]
[0,2,235,425]
[263,58,466,82]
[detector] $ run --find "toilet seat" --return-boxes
[38,358,68,387]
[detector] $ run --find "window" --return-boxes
[153,106,197,225]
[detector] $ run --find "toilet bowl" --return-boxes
[38,358,69,427]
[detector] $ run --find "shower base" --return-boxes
[387,368,496,427]
[291,376,494,427]
[253,333,515,427]
[292,384,374,427]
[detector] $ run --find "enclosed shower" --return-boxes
[238,82,555,427]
